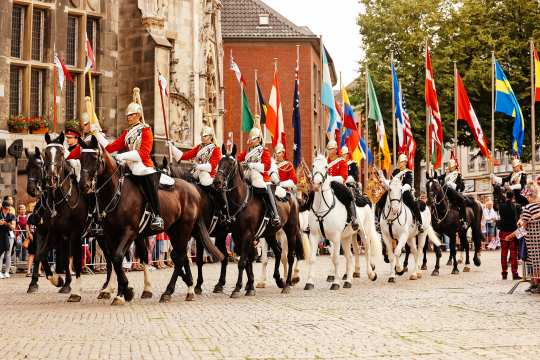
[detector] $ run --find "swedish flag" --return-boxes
[495,61,524,156]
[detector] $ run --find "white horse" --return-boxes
[380,176,441,282]
[304,155,381,290]
[256,210,311,288]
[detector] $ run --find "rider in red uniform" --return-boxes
[273,143,297,189]
[326,140,358,230]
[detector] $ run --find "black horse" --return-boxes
[425,176,482,274]
[213,146,303,297]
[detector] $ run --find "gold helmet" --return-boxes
[326,140,338,151]
[249,127,262,141]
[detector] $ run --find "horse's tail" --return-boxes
[194,218,225,262]
[365,207,382,262]
[470,200,485,250]
[425,225,442,247]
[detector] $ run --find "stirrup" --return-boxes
[271,215,281,227]
[90,223,104,236]
[150,215,164,231]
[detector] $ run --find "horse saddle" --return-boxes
[347,184,370,208]
[159,173,175,191]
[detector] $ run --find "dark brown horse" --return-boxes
[425,176,482,274]
[78,136,223,304]
[213,146,303,297]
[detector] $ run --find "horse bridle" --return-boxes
[27,156,44,196]
[215,156,251,223]
[426,178,449,223]
[383,188,404,224]
[42,145,79,216]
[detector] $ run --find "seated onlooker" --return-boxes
[0,200,16,279]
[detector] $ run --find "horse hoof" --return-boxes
[326,275,335,282]
[473,258,481,267]
[159,294,171,303]
[446,259,452,266]
[124,287,134,302]
[141,290,153,299]
[230,291,241,299]
[417,273,422,279]
[451,269,459,275]
[384,256,390,264]
[458,259,463,264]
[256,282,266,289]
[353,272,361,278]
[388,277,395,283]
[421,264,427,271]
[463,266,470,272]
[245,289,256,297]
[409,274,418,280]
[304,283,314,291]
[185,293,195,301]
[67,294,81,302]
[370,273,378,282]
[281,286,291,294]
[395,268,405,276]
[291,277,300,285]
[111,296,126,306]
[343,281,352,289]
[97,292,111,300]
[194,287,202,295]
[275,278,285,289]
[27,284,38,294]
[59,285,71,294]
[371,264,376,271]
[342,274,348,280]
[213,285,224,294]
[431,270,439,276]
[55,276,65,288]
[330,283,340,290]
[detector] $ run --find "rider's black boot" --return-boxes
[348,202,359,231]
[141,173,164,231]
[265,185,281,228]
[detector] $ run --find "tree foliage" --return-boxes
[355,0,540,164]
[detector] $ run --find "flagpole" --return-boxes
[232,49,243,152]
[454,61,458,163]
[364,64,369,186]
[157,72,169,141]
[425,39,430,176]
[319,36,324,152]
[254,69,259,128]
[391,53,396,166]
[531,39,536,177]
[53,67,57,133]
[491,51,495,164]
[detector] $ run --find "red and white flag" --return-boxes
[456,71,492,161]
[84,33,96,74]
[425,46,443,169]
[230,55,247,88]
[158,73,169,97]
[266,68,285,149]
[53,54,73,93]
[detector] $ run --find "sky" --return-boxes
[262,0,363,88]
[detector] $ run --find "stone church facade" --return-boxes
[0,0,224,199]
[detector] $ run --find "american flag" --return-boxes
[392,64,416,169]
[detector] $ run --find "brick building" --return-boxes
[222,0,336,163]
[0,0,224,200]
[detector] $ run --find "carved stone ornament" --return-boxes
[70,0,81,8]
[138,0,167,18]
[87,0,99,12]
[169,94,194,148]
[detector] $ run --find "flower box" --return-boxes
[7,115,29,134]
[28,116,50,134]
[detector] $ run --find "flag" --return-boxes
[321,48,337,134]
[53,54,73,93]
[84,33,96,74]
[495,61,524,156]
[340,89,362,167]
[334,99,344,148]
[456,71,492,161]
[266,67,286,148]
[534,46,540,102]
[425,47,443,169]
[342,89,356,130]
[392,64,416,170]
[256,81,267,125]
[230,55,254,132]
[367,74,391,173]
[158,73,169,97]
[359,136,373,165]
[292,70,301,168]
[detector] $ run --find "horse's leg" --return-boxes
[432,243,441,276]
[231,254,246,298]
[408,238,420,280]
[422,237,429,270]
[256,239,269,288]
[98,258,116,299]
[329,232,341,290]
[341,233,353,289]
[304,230,318,290]
[182,254,196,301]
[402,243,410,273]
[213,231,229,293]
[27,257,41,293]
[352,233,361,278]
[384,233,397,283]
[450,232,459,274]
[280,231,290,285]
[265,234,285,289]
[194,238,204,294]
[59,251,73,294]
[461,228,471,272]
[160,249,183,303]
[245,251,256,296]
[394,233,409,276]
[110,255,129,306]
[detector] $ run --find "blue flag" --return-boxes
[292,75,301,168]
[495,61,524,156]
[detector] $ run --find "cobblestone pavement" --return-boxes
[1,250,539,359]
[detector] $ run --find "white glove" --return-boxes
[447,182,457,190]
[491,174,502,185]
[196,163,212,172]
[510,184,521,190]
[329,175,343,184]
[270,172,280,185]
[94,132,109,148]
[401,184,412,193]
[280,179,296,189]
[90,123,100,132]
[249,162,265,172]
[115,150,142,162]
[167,142,183,162]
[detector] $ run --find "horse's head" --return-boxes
[214,144,238,192]
[388,177,403,215]
[311,154,328,191]
[43,132,66,189]
[25,147,44,197]
[425,175,442,206]
[78,135,106,194]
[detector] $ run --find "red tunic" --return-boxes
[67,145,81,160]
[105,126,154,167]
[277,160,297,184]
[327,157,348,182]
[180,144,221,177]
[237,146,271,182]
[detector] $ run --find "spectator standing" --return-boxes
[15,204,28,264]
[497,191,521,280]
[0,200,16,278]
[483,199,499,250]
